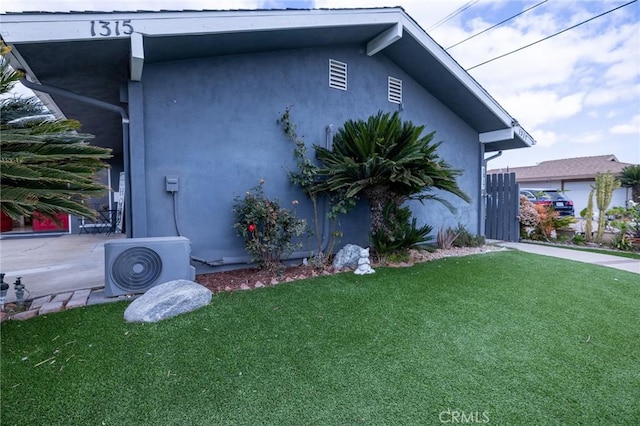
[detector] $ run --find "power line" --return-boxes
[427,0,479,32]
[466,0,638,71]
[447,0,549,50]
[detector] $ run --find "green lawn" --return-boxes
[2,251,639,425]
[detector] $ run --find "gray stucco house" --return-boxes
[1,7,534,271]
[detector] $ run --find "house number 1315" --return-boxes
[90,20,134,37]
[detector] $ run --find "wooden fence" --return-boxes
[485,173,520,242]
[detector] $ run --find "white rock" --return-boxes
[332,244,364,270]
[124,280,212,323]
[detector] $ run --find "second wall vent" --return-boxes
[329,59,347,91]
[388,76,402,104]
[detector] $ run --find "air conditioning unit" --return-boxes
[104,236,196,297]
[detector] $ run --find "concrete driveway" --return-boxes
[497,241,640,274]
[0,233,125,303]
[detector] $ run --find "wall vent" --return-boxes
[388,76,403,104]
[329,59,347,90]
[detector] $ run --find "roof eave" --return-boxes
[1,7,534,149]
[479,125,536,152]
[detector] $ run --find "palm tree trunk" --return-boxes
[364,186,402,237]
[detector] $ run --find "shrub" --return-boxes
[233,181,306,272]
[529,204,576,241]
[552,214,577,231]
[530,204,557,240]
[451,223,486,247]
[519,195,540,238]
[371,203,433,256]
[609,205,640,239]
[611,233,634,251]
[571,233,586,245]
[436,227,459,249]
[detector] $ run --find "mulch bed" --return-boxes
[195,246,501,294]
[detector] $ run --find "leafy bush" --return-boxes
[436,227,459,249]
[609,205,640,239]
[571,233,586,245]
[552,214,577,231]
[528,204,576,241]
[530,204,557,240]
[371,204,433,256]
[611,233,634,251]
[519,195,540,238]
[233,181,306,272]
[451,223,486,247]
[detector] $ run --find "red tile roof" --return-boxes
[488,155,637,182]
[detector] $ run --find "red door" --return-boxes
[0,212,13,232]
[32,212,69,232]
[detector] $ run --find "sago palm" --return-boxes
[620,164,640,203]
[313,110,470,239]
[0,43,111,221]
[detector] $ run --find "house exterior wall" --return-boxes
[128,45,480,270]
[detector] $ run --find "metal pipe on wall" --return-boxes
[19,77,133,238]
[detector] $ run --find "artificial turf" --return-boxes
[1,250,638,425]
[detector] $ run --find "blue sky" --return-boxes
[2,0,639,169]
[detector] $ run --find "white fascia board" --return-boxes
[130,32,144,81]
[479,126,536,148]
[367,22,402,56]
[0,8,405,43]
[514,124,536,147]
[398,14,514,129]
[6,47,66,120]
[479,128,514,143]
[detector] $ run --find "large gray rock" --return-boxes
[124,279,212,323]
[332,244,364,270]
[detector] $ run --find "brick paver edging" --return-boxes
[1,288,93,322]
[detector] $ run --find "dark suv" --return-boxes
[520,189,575,217]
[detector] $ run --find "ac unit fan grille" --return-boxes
[110,246,163,291]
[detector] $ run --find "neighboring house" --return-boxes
[489,155,636,216]
[1,8,534,271]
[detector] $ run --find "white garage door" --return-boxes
[564,181,630,216]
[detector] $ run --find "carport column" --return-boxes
[127,81,149,237]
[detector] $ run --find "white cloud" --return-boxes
[528,129,558,148]
[610,114,640,135]
[585,84,640,107]
[437,4,640,103]
[566,131,606,145]
[500,91,584,128]
[604,59,640,85]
